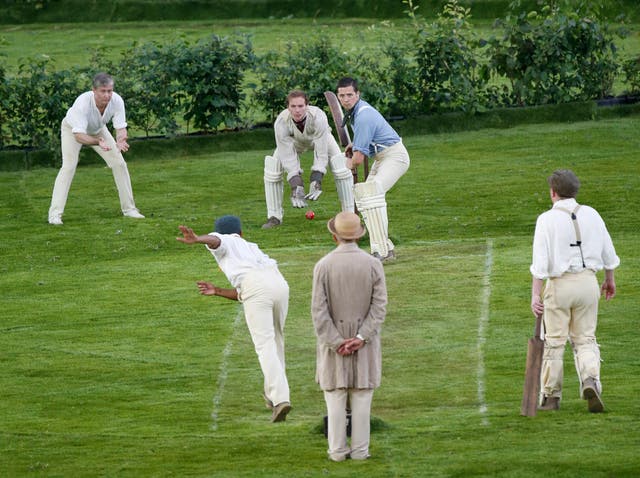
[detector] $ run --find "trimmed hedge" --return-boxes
[2,100,639,171]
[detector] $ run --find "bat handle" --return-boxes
[534,313,543,339]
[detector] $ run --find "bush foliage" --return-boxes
[0,0,634,152]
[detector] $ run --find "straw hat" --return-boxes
[327,211,366,240]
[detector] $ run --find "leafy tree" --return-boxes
[487,0,622,105]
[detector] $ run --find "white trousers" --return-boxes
[366,141,410,192]
[541,270,601,399]
[240,267,290,406]
[49,120,138,219]
[323,388,374,461]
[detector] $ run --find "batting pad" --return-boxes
[264,155,284,220]
[354,181,388,256]
[330,154,355,212]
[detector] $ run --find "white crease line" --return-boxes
[477,238,493,426]
[210,306,244,431]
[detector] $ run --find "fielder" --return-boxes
[336,77,409,262]
[48,72,144,225]
[262,90,354,229]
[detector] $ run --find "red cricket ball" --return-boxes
[305,210,315,220]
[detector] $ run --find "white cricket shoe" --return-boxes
[123,209,145,219]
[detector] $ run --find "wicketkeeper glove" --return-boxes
[289,175,307,208]
[305,171,323,200]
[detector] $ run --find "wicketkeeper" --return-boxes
[262,90,354,229]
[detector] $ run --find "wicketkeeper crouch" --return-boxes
[262,90,354,229]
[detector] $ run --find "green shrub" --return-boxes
[253,34,391,121]
[177,35,254,132]
[103,42,184,138]
[487,0,622,106]
[412,0,496,113]
[5,57,83,150]
[622,55,640,93]
[0,61,8,149]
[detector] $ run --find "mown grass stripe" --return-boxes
[477,238,494,426]
[210,305,244,432]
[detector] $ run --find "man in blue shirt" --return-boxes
[336,77,410,261]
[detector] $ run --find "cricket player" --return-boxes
[177,215,292,422]
[336,77,409,262]
[48,72,144,225]
[531,169,619,412]
[262,90,354,229]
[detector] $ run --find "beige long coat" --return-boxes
[311,242,387,391]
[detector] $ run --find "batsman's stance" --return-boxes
[336,77,409,262]
[262,90,354,229]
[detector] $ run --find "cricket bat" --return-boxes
[520,313,544,417]
[323,91,369,183]
[324,91,350,147]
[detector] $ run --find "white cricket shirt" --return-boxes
[64,91,127,135]
[205,233,277,289]
[530,198,620,280]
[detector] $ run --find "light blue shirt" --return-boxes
[349,99,400,158]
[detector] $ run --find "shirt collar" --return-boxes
[552,198,578,210]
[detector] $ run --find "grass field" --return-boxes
[1,17,640,76]
[1,115,639,476]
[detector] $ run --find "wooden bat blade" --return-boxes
[520,336,544,417]
[324,91,351,147]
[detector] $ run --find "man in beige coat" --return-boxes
[311,211,387,461]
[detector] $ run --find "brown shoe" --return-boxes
[262,216,281,229]
[582,378,604,413]
[372,250,396,263]
[271,401,291,422]
[263,393,274,410]
[538,396,560,411]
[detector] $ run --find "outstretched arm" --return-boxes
[197,281,238,301]
[176,225,221,249]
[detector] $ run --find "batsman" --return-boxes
[530,170,619,413]
[261,90,355,229]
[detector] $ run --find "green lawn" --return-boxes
[1,115,639,476]
[2,17,639,72]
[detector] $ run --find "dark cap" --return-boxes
[214,215,242,235]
